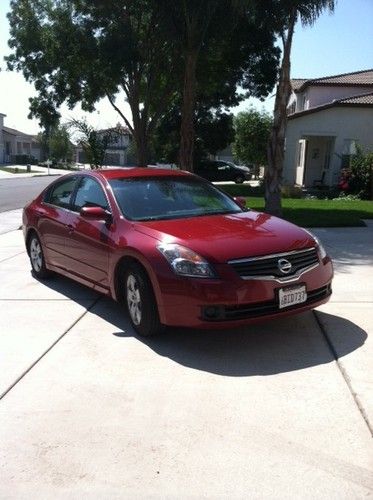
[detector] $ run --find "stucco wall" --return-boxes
[291,85,372,113]
[306,85,372,109]
[284,106,373,186]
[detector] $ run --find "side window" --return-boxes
[73,177,109,212]
[45,177,77,209]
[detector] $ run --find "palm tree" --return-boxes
[265,0,336,216]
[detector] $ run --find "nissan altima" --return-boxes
[23,168,333,336]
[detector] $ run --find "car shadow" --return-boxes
[118,309,367,377]
[36,272,367,377]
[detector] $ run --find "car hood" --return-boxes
[134,211,316,263]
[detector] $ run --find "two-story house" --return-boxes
[283,69,373,188]
[75,124,133,166]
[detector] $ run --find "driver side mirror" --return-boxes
[80,206,112,223]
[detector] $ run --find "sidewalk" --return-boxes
[0,164,75,179]
[0,209,23,235]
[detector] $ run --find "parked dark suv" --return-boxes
[195,160,252,184]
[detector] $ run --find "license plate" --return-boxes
[279,284,307,309]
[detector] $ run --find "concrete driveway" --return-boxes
[0,219,372,498]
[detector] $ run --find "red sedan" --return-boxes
[23,168,333,336]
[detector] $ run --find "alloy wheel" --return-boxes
[126,274,142,325]
[30,237,42,272]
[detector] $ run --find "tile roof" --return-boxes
[3,126,34,138]
[291,79,308,91]
[292,69,373,92]
[338,92,373,105]
[313,69,373,85]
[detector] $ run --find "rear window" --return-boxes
[44,177,77,209]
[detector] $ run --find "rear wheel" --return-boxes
[28,233,51,279]
[235,176,244,184]
[123,263,163,336]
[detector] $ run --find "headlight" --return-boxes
[304,230,327,260]
[157,243,216,278]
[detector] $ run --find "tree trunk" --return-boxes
[265,12,296,217]
[179,50,198,172]
[133,121,149,167]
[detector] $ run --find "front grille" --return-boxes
[229,247,319,279]
[201,284,332,322]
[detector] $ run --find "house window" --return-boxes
[287,102,296,115]
[343,139,358,155]
[341,139,358,167]
[301,95,307,110]
[17,142,22,154]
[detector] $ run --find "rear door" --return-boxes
[38,176,78,269]
[216,162,233,181]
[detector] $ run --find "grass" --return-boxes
[217,183,373,227]
[0,166,39,174]
[240,197,373,227]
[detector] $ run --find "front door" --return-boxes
[64,176,112,290]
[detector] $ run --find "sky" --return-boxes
[0,0,372,134]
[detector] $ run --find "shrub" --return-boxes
[349,146,373,199]
[281,185,303,199]
[12,154,38,165]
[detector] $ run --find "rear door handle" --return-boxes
[66,224,74,234]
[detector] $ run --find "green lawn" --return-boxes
[0,166,38,174]
[242,197,373,227]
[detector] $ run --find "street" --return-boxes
[0,218,372,497]
[0,176,59,212]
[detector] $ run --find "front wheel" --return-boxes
[124,263,163,336]
[28,233,51,279]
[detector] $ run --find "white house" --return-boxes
[283,69,373,188]
[0,113,40,163]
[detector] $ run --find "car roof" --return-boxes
[90,167,194,181]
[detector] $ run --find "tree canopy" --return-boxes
[7,0,179,165]
[6,0,280,169]
[233,108,273,168]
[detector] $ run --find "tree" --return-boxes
[151,103,234,165]
[29,97,61,160]
[68,118,115,169]
[6,0,178,166]
[48,125,73,164]
[156,0,280,171]
[264,0,335,216]
[233,107,272,176]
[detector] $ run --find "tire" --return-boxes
[235,176,244,184]
[28,233,51,279]
[123,263,163,336]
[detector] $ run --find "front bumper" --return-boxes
[157,257,333,329]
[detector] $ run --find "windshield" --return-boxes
[108,177,243,221]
